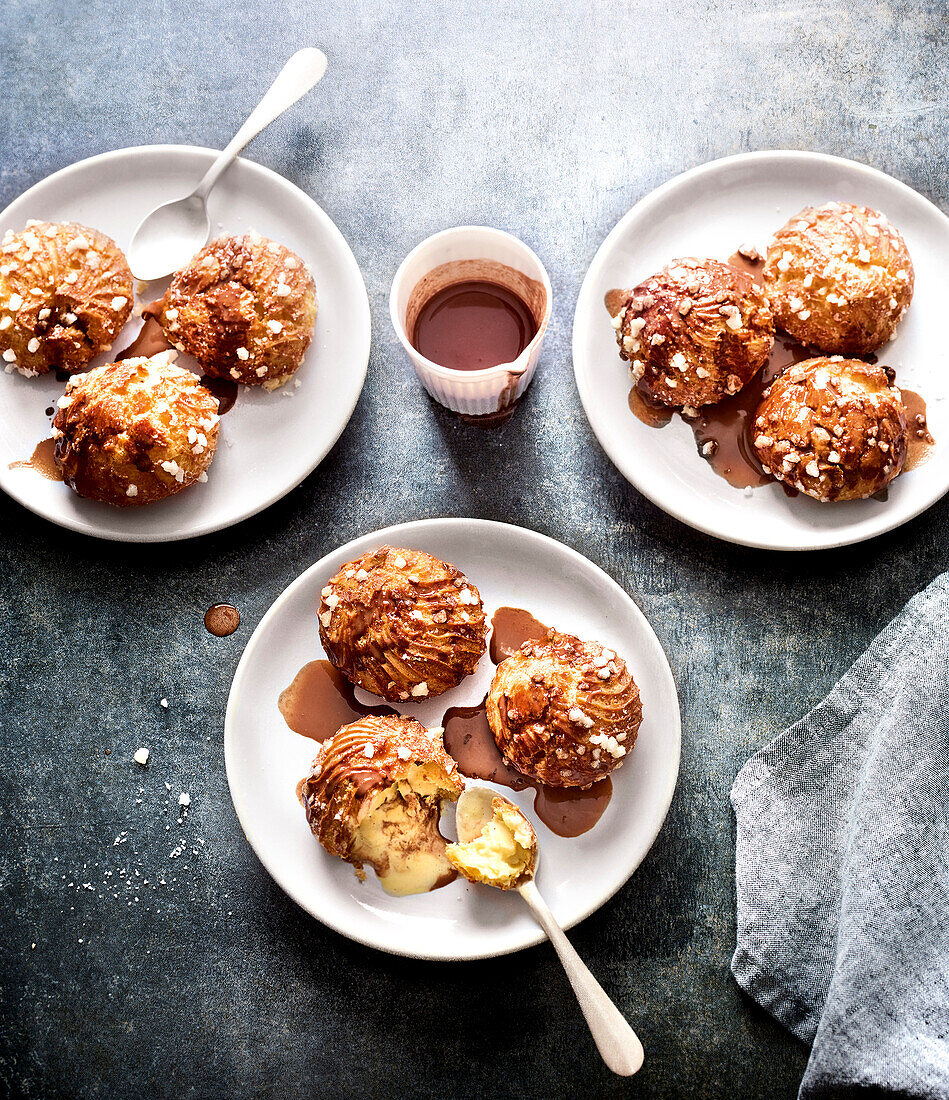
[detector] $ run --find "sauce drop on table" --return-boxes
[205,603,240,637]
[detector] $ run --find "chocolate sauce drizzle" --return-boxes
[8,437,61,480]
[114,304,238,414]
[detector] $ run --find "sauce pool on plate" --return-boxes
[9,437,61,480]
[441,696,613,838]
[279,659,394,741]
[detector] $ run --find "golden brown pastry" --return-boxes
[301,714,464,895]
[52,351,219,506]
[318,545,487,702]
[487,629,642,788]
[753,356,907,501]
[611,258,773,408]
[763,202,913,355]
[0,220,133,377]
[156,233,317,388]
[447,792,536,890]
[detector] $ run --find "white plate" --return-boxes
[225,519,681,960]
[573,151,949,551]
[0,145,371,542]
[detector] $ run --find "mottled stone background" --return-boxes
[1,2,947,1097]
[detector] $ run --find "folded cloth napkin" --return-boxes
[731,572,949,1099]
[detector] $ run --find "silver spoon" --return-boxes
[128,48,328,281]
[452,787,645,1077]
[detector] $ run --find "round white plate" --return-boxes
[225,519,681,960]
[0,145,371,542]
[574,151,949,551]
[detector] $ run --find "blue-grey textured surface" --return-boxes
[732,573,949,1098]
[1,2,947,1098]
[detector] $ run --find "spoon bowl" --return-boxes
[127,47,328,282]
[129,194,210,282]
[453,786,538,888]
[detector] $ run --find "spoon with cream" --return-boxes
[447,786,644,1076]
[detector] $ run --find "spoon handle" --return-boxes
[517,879,644,1076]
[194,48,329,199]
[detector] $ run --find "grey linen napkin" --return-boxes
[731,572,949,1099]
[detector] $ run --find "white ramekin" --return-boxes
[389,226,552,416]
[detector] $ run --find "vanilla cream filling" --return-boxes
[447,799,534,888]
[353,780,454,896]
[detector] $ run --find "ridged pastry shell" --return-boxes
[318,545,487,702]
[487,628,642,788]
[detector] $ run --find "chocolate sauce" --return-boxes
[429,867,460,891]
[200,376,238,415]
[114,304,238,415]
[442,702,530,791]
[489,606,550,664]
[204,603,240,637]
[603,288,629,316]
[442,696,612,838]
[691,334,811,490]
[457,396,522,429]
[114,309,169,361]
[278,659,394,742]
[627,387,675,428]
[9,437,62,480]
[295,777,308,806]
[412,280,537,372]
[531,781,614,838]
[902,389,935,472]
[726,249,765,281]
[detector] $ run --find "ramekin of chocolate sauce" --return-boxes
[389,226,551,417]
